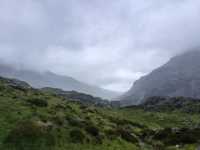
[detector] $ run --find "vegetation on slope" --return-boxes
[0,77,200,150]
[139,96,200,113]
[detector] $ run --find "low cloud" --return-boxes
[0,0,200,91]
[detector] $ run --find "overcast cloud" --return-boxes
[0,0,200,92]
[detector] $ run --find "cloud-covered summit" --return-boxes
[0,0,200,92]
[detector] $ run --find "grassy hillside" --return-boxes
[0,77,200,150]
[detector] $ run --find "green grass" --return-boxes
[0,78,200,150]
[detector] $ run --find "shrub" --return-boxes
[117,128,139,144]
[4,120,55,150]
[70,129,86,143]
[140,128,155,140]
[54,104,66,110]
[85,125,99,137]
[109,117,146,128]
[152,141,165,150]
[66,116,86,127]
[153,127,200,145]
[85,124,104,144]
[105,129,118,140]
[52,115,64,126]
[27,98,48,107]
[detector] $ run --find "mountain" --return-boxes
[0,75,110,107]
[120,50,200,106]
[0,64,119,99]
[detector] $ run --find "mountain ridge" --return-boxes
[0,63,119,99]
[120,50,200,106]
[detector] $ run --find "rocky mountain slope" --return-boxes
[0,64,119,99]
[120,51,200,106]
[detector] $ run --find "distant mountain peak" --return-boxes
[120,50,200,106]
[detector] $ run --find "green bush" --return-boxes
[66,116,86,127]
[85,125,99,137]
[52,115,64,126]
[27,98,48,107]
[153,128,200,145]
[105,129,118,140]
[152,141,165,150]
[70,129,86,143]
[117,128,139,144]
[85,124,104,144]
[3,120,55,150]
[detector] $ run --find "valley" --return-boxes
[0,77,200,150]
[1,0,199,149]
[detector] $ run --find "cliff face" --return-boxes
[120,51,200,106]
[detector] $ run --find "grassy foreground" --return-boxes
[0,78,200,150]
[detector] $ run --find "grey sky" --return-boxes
[0,0,200,92]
